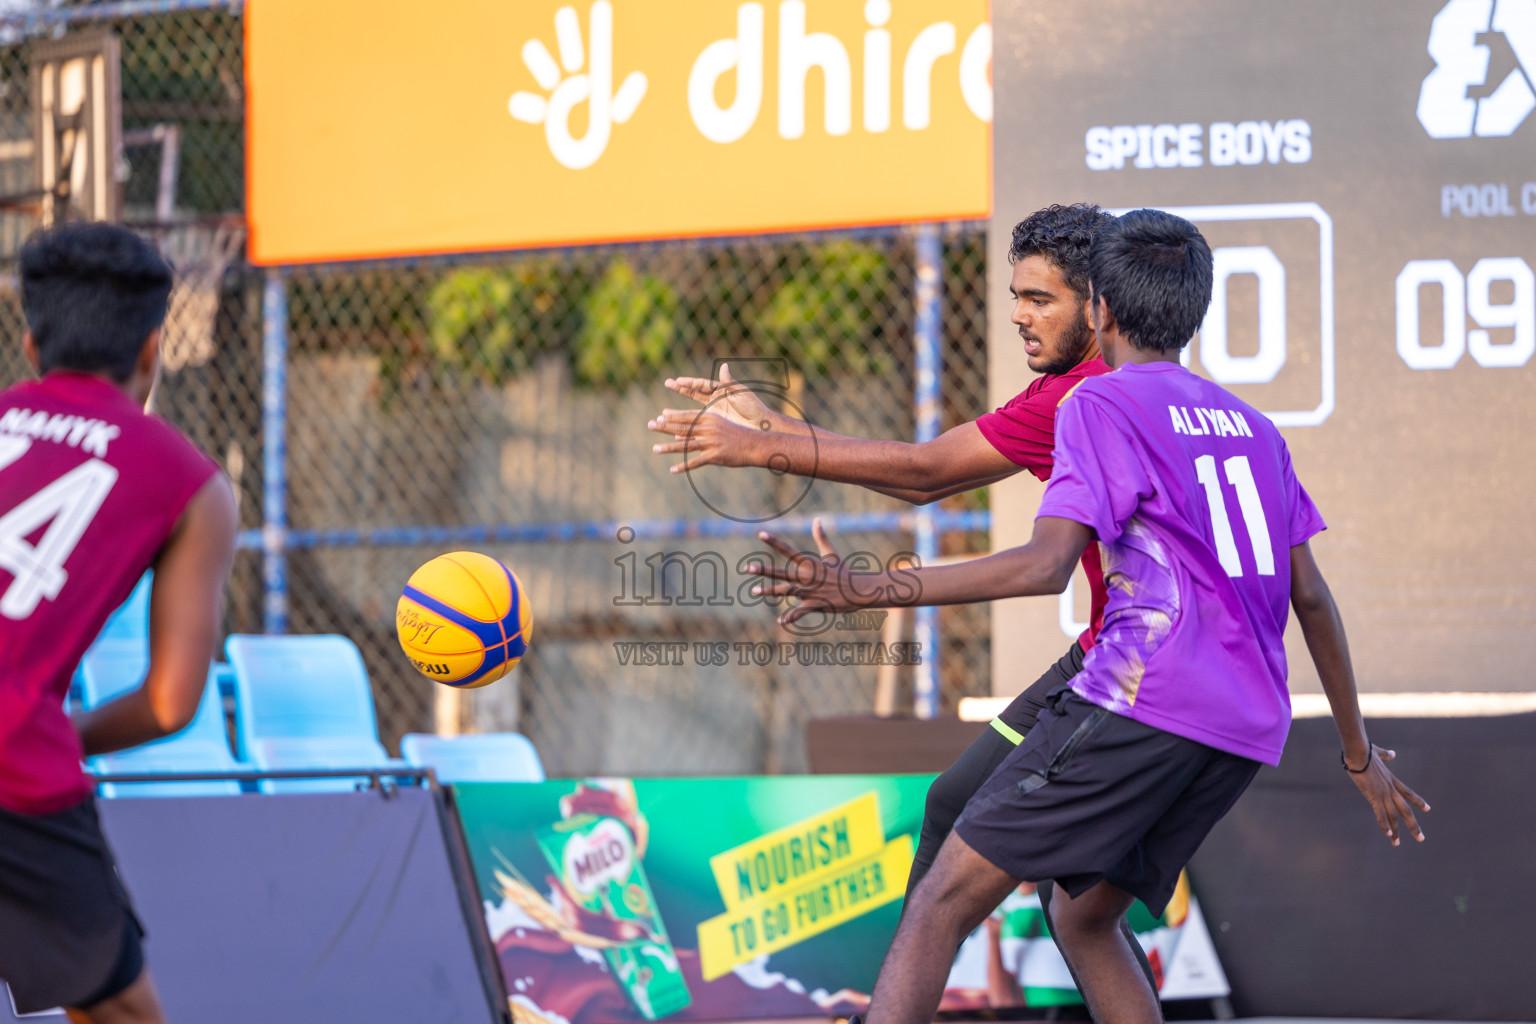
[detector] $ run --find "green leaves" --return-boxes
[573,262,679,387]
[756,242,896,376]
[426,261,573,384]
[423,241,900,391]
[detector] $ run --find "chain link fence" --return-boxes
[0,1,997,775]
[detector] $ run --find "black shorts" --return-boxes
[0,797,145,1014]
[954,688,1260,916]
[990,641,1085,743]
[908,641,1086,894]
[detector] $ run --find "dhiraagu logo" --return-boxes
[1418,0,1536,138]
[507,0,990,169]
[509,2,649,169]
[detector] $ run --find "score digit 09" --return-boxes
[1396,257,1535,371]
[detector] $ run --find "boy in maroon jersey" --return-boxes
[0,224,237,1024]
[647,204,1156,985]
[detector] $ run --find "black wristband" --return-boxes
[1341,747,1371,773]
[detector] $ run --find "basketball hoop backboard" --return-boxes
[30,29,121,225]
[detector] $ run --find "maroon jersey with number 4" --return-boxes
[0,372,218,814]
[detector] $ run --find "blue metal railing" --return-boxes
[235,509,990,553]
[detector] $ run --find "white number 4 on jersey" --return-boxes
[0,435,120,620]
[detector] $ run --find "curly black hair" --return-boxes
[20,222,173,381]
[1007,203,1116,302]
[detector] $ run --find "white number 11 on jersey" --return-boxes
[1195,454,1274,577]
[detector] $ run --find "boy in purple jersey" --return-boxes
[748,209,1428,1024]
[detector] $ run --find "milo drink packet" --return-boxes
[536,814,692,1020]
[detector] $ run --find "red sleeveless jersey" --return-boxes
[975,357,1112,650]
[0,372,218,814]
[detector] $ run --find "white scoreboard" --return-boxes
[990,0,1536,697]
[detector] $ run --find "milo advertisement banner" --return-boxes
[453,776,1228,1022]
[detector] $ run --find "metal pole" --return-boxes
[261,268,289,634]
[912,225,943,718]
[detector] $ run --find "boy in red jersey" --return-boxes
[647,205,1157,986]
[0,224,237,1024]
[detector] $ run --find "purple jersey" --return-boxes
[1036,363,1325,765]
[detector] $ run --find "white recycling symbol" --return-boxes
[1418,0,1536,138]
[509,2,648,169]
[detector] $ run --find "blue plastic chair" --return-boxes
[69,572,154,708]
[400,732,545,784]
[98,572,153,642]
[223,634,391,793]
[80,639,243,797]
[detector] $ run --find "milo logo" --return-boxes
[563,819,635,896]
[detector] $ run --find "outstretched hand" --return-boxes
[661,362,778,431]
[1348,744,1430,846]
[745,519,873,625]
[648,407,760,472]
[648,363,774,473]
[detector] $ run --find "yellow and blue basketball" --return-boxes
[395,552,532,688]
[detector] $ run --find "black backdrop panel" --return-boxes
[1191,713,1536,1021]
[94,789,501,1024]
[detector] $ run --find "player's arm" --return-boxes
[1289,541,1430,846]
[880,465,1018,506]
[747,516,1090,613]
[652,363,1021,502]
[73,475,238,756]
[650,414,1020,505]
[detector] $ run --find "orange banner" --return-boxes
[245,0,990,265]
